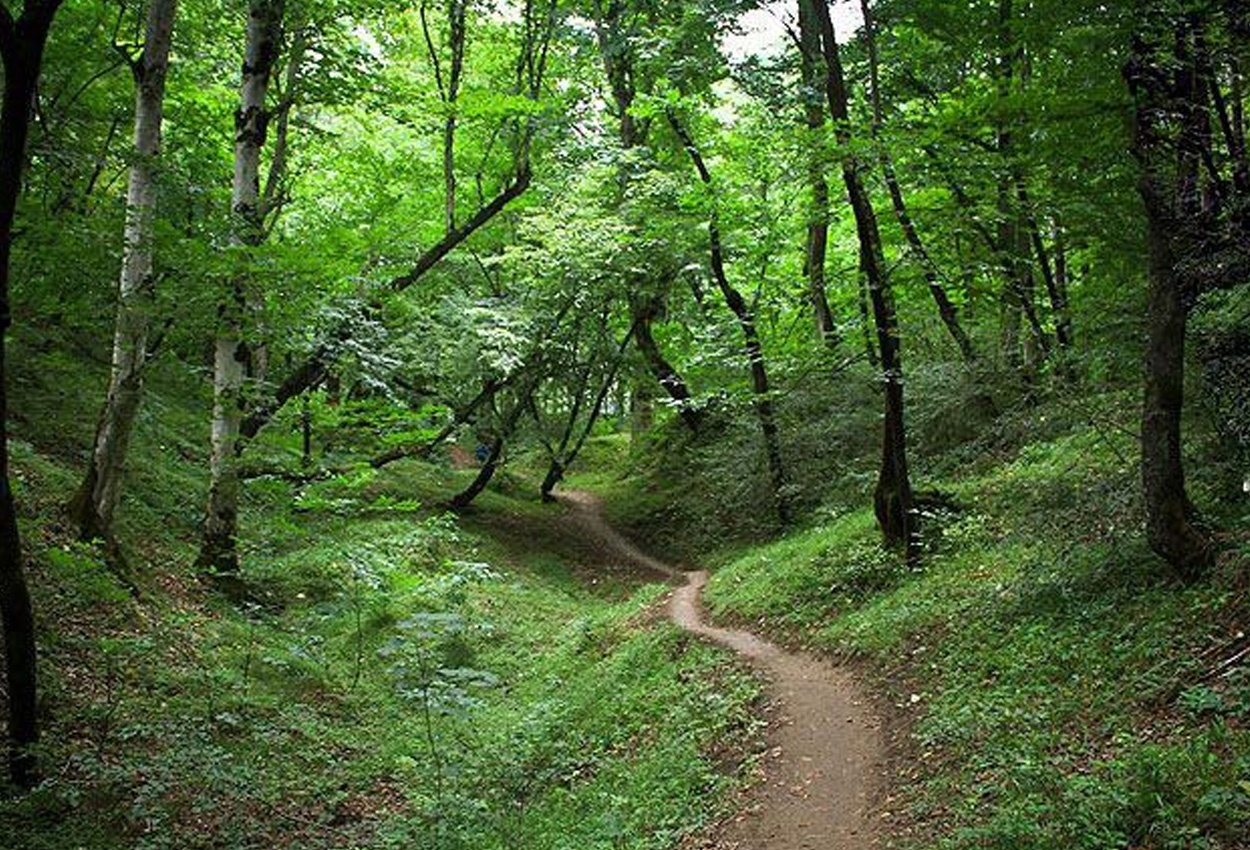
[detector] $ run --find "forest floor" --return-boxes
[498,489,886,849]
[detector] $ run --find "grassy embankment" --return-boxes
[0,331,763,850]
[591,388,1250,850]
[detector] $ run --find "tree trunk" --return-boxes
[72,0,179,541]
[860,0,976,364]
[594,3,699,432]
[1049,219,1073,350]
[797,0,838,348]
[631,296,701,431]
[667,110,791,525]
[450,389,528,509]
[1128,13,1222,579]
[0,0,65,789]
[449,435,504,509]
[808,0,916,554]
[199,0,284,579]
[540,322,635,502]
[1141,206,1212,580]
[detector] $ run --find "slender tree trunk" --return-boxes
[0,0,65,788]
[450,389,528,509]
[1044,216,1073,351]
[540,322,635,501]
[450,434,504,509]
[857,261,879,369]
[594,2,699,431]
[667,110,791,525]
[859,0,976,364]
[199,0,284,579]
[631,296,701,431]
[797,0,837,348]
[72,0,178,542]
[808,0,915,554]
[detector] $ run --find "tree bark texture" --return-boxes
[73,0,178,541]
[0,0,65,788]
[200,0,284,578]
[1141,200,1212,579]
[1127,12,1223,579]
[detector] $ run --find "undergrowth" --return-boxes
[698,388,1250,849]
[0,336,765,849]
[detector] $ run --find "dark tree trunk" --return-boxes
[449,389,528,509]
[1126,11,1236,579]
[0,0,65,788]
[540,322,635,502]
[631,296,701,431]
[860,0,976,364]
[797,0,838,348]
[594,2,699,432]
[449,435,504,509]
[1049,219,1074,351]
[667,110,791,526]
[808,0,915,554]
[1141,209,1212,579]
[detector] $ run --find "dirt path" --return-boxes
[560,492,884,850]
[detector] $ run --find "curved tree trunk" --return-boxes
[631,296,701,431]
[0,0,65,788]
[667,110,791,526]
[72,0,179,542]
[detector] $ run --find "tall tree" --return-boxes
[1126,1,1250,579]
[808,0,916,554]
[199,0,285,579]
[591,0,702,431]
[0,0,65,788]
[795,0,838,349]
[667,108,792,525]
[859,0,977,364]
[71,0,180,545]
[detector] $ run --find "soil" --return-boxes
[558,491,885,850]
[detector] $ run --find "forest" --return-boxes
[0,0,1249,847]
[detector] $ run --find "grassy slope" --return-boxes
[0,335,764,850]
[692,394,1250,849]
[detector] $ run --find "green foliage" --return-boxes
[2,332,763,848]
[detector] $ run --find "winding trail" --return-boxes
[560,492,884,850]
